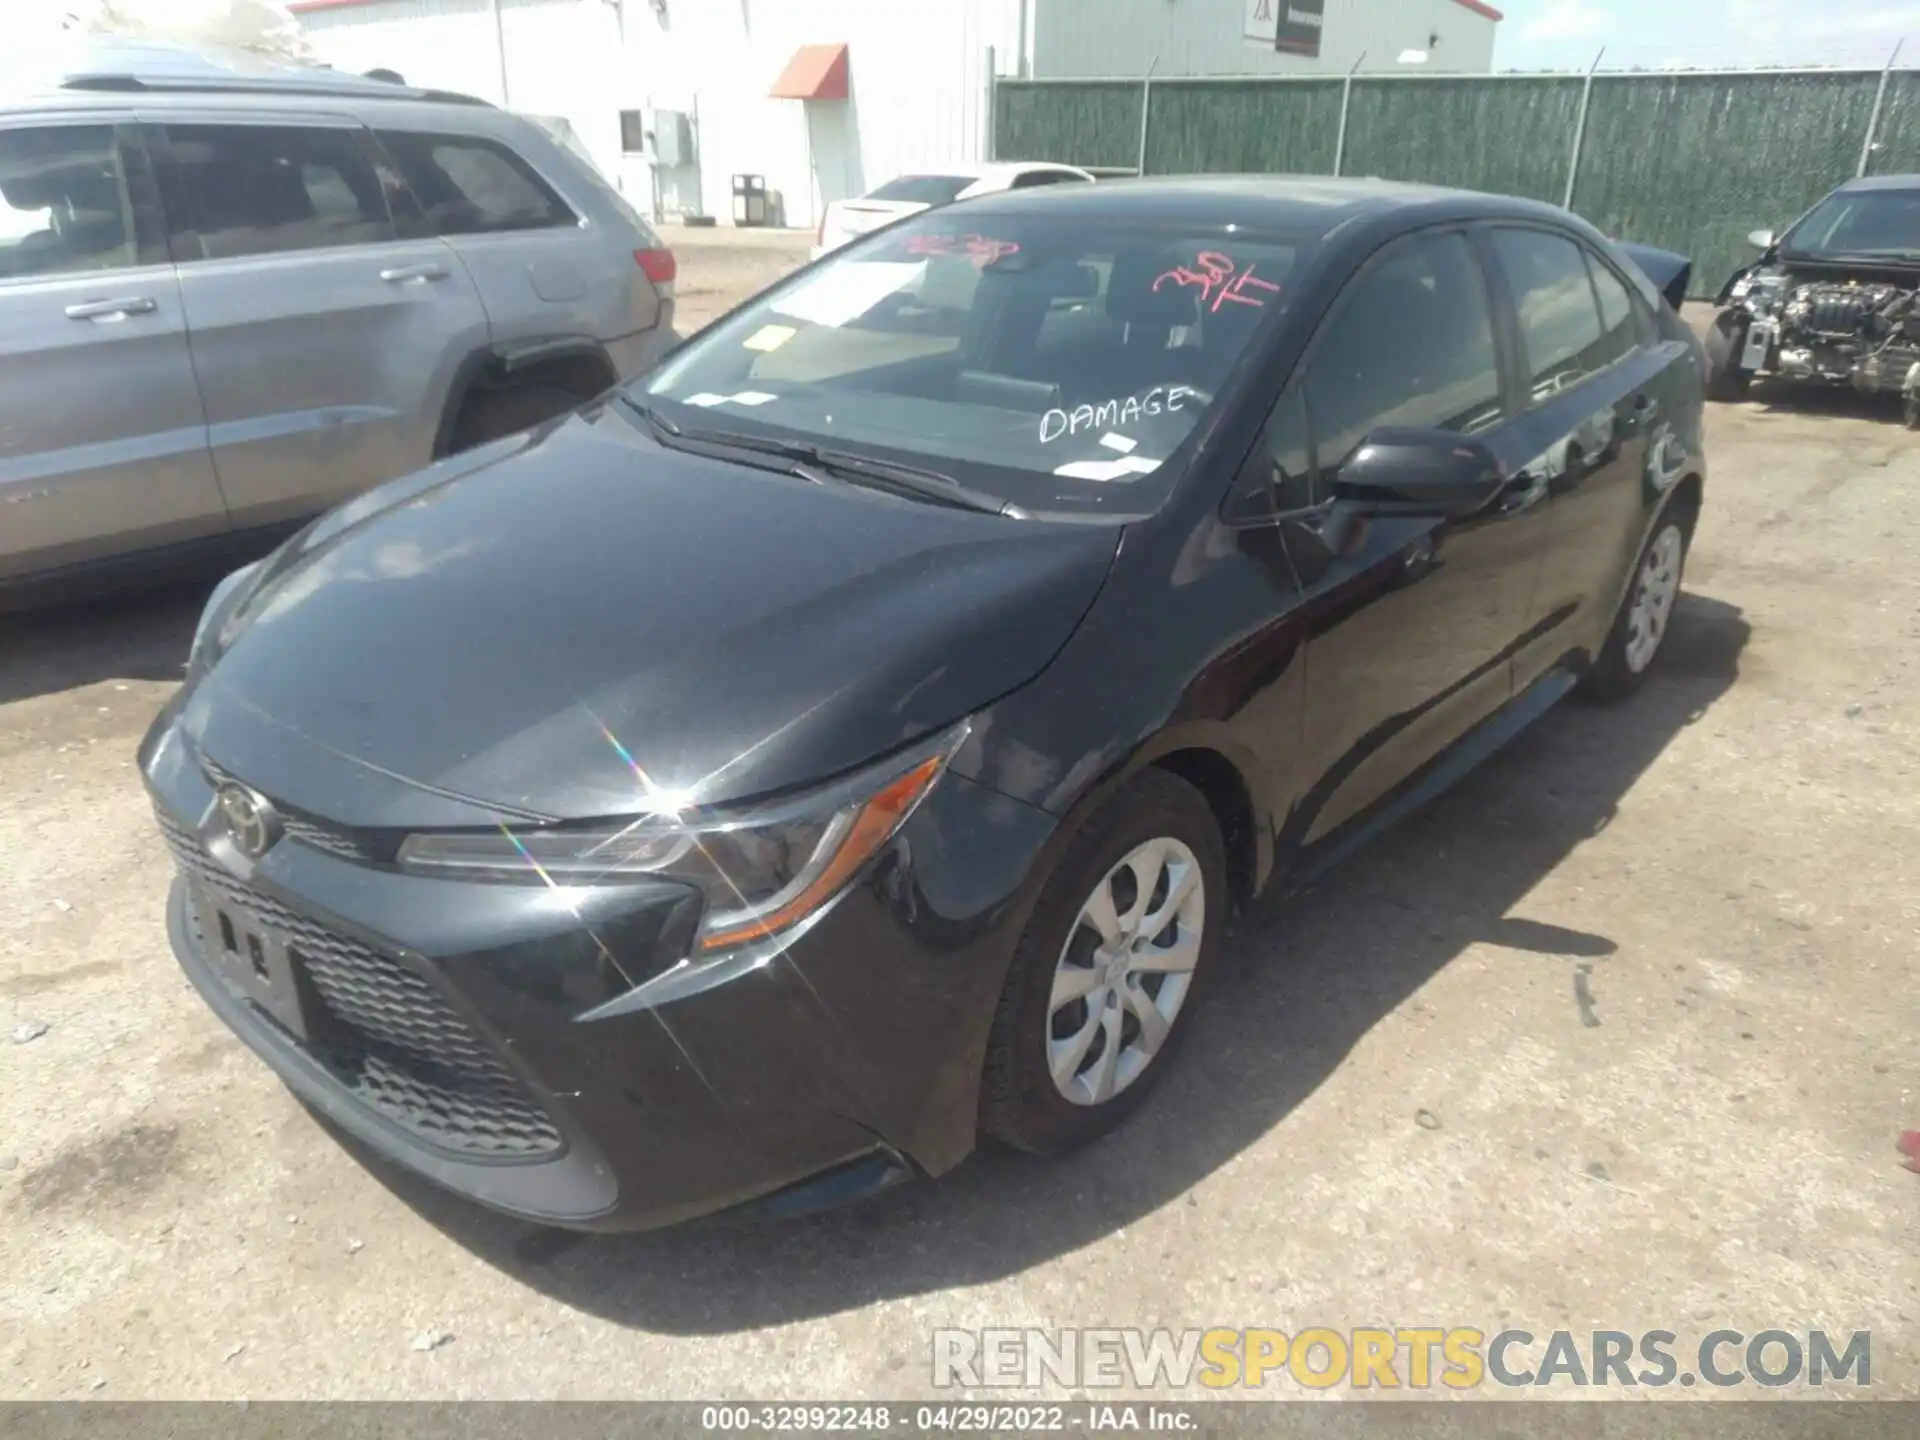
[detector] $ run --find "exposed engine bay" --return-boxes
[1722,263,1920,423]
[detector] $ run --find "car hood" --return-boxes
[182,402,1119,827]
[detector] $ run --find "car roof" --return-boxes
[953,173,1572,238]
[1834,173,1920,193]
[1,36,491,114]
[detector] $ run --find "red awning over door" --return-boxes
[770,44,849,101]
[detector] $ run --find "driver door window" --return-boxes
[1303,230,1504,476]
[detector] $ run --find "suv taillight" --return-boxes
[635,248,677,288]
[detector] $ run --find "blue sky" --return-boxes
[1496,0,1920,71]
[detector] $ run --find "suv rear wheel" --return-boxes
[447,382,582,453]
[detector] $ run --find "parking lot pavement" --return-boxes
[662,224,813,335]
[2,263,1917,1402]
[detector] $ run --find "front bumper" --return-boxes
[142,708,1056,1231]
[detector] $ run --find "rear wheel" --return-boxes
[1704,311,1753,402]
[1579,513,1690,702]
[980,771,1225,1156]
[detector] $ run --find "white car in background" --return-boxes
[812,161,1096,259]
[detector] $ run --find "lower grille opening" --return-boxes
[163,812,563,1161]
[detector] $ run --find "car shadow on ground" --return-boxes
[334,593,1751,1336]
[0,579,213,706]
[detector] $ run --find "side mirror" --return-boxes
[1332,427,1507,518]
[1748,228,1777,250]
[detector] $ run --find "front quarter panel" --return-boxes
[953,512,1307,900]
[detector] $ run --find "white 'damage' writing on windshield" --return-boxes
[1039,386,1198,444]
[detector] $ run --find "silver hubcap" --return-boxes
[1625,525,1684,674]
[1047,837,1205,1107]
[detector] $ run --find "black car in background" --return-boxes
[1706,173,1920,423]
[142,177,1708,1232]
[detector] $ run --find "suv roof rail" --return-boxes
[59,72,494,106]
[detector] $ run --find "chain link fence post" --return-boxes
[1333,51,1365,177]
[1137,57,1158,176]
[1859,39,1904,177]
[1562,47,1606,210]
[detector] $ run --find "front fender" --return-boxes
[1714,259,1764,308]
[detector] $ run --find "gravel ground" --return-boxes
[2,239,1917,1401]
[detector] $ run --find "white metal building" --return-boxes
[290,0,1502,230]
[1035,0,1502,79]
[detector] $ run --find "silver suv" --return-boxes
[1,41,676,602]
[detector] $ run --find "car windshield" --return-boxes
[638,212,1304,517]
[866,175,976,205]
[1783,188,1920,257]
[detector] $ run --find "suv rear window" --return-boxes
[377,132,575,236]
[866,175,974,205]
[164,124,396,260]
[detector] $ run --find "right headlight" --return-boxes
[396,723,967,954]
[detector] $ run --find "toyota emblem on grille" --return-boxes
[216,783,282,859]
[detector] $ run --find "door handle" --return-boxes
[64,296,157,320]
[379,263,450,283]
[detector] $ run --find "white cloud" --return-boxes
[1518,0,1618,44]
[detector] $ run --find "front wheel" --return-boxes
[979,771,1226,1156]
[1579,513,1690,702]
[1704,311,1754,402]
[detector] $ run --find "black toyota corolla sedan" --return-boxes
[142,178,1707,1231]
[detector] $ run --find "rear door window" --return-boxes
[1489,227,1612,401]
[1584,252,1642,367]
[164,123,396,260]
[377,131,576,236]
[0,123,152,279]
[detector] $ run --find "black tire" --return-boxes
[980,770,1227,1156]
[1703,311,1753,402]
[1578,508,1691,703]
[447,383,580,454]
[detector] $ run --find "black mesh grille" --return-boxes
[160,812,563,1160]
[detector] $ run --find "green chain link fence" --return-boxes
[993,65,1917,298]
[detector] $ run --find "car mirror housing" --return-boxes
[1332,427,1507,519]
[1748,228,1778,250]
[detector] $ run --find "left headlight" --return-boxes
[396,723,967,954]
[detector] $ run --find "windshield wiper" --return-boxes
[619,396,1023,518]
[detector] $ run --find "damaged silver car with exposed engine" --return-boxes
[1705,174,1920,425]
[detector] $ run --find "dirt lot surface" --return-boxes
[3,233,1917,1401]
